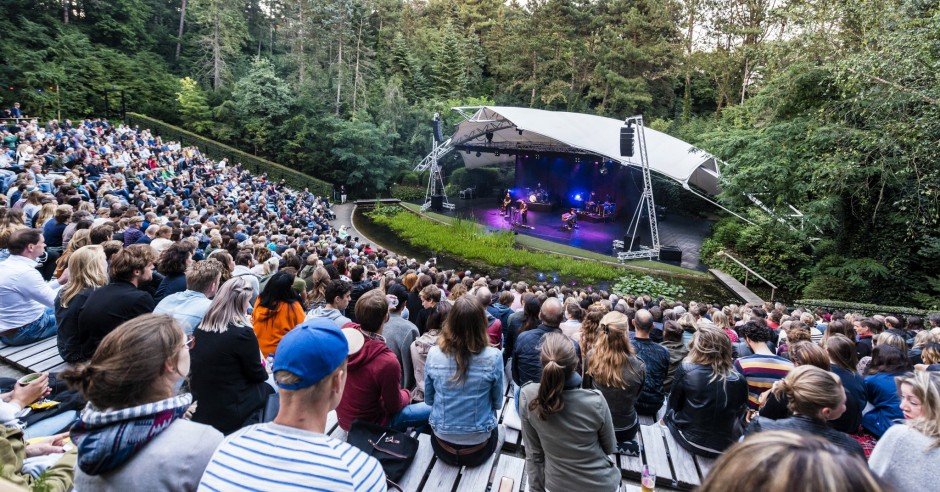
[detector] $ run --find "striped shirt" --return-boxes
[198,423,386,492]
[734,354,794,410]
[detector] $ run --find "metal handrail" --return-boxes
[717,250,777,301]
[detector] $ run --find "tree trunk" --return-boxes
[298,1,305,86]
[175,0,187,60]
[352,17,363,113]
[683,2,695,122]
[213,14,222,90]
[63,0,69,23]
[335,29,344,115]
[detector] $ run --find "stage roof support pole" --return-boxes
[617,115,662,262]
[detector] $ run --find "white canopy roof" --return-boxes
[450,106,722,196]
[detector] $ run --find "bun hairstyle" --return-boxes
[773,365,843,418]
[529,332,578,420]
[61,314,186,409]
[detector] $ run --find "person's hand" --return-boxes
[25,432,69,457]
[11,373,50,407]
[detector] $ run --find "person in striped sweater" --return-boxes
[733,322,794,411]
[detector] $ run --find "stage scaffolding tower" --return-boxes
[616,115,662,261]
[414,113,455,212]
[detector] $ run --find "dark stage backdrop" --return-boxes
[512,155,642,219]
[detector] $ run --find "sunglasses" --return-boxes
[183,335,196,350]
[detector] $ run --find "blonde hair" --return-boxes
[588,311,642,389]
[198,277,254,333]
[773,365,843,418]
[55,229,92,277]
[59,245,108,308]
[700,431,888,492]
[896,372,940,449]
[579,302,609,355]
[33,202,57,227]
[711,311,731,331]
[686,325,735,383]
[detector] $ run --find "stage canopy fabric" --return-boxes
[450,106,722,196]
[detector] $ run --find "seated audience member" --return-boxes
[62,314,223,491]
[734,322,794,411]
[869,371,940,491]
[854,317,883,359]
[154,258,224,335]
[520,332,620,492]
[55,245,109,363]
[153,241,194,302]
[746,366,864,458]
[383,283,420,389]
[909,330,936,365]
[823,335,867,433]
[252,271,305,358]
[504,293,541,364]
[336,289,431,432]
[664,326,748,458]
[863,345,911,437]
[345,265,375,323]
[758,341,830,419]
[559,298,584,341]
[305,278,352,328]
[411,300,452,401]
[415,284,442,334]
[425,296,503,467]
[661,319,689,393]
[77,244,157,360]
[699,431,890,492]
[915,342,940,372]
[587,311,646,456]
[577,302,609,363]
[0,228,63,345]
[513,298,570,391]
[190,277,275,435]
[231,249,260,303]
[475,287,503,347]
[198,315,385,491]
[630,309,669,416]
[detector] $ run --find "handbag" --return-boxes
[346,420,419,483]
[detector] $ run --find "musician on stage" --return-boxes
[501,191,511,215]
[520,201,528,225]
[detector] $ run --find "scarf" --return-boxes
[70,394,192,476]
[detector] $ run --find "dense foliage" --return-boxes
[2,0,938,308]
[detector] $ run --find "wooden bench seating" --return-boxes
[0,337,68,374]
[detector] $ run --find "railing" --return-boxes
[125,112,332,197]
[717,250,777,301]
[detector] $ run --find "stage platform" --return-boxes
[450,197,712,271]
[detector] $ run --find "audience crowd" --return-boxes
[1,116,938,491]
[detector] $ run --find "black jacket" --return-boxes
[746,415,865,459]
[77,281,155,360]
[631,337,670,415]
[54,288,95,363]
[347,279,376,323]
[513,324,579,386]
[190,322,274,435]
[664,362,748,458]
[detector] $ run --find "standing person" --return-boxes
[663,326,749,458]
[336,289,431,432]
[869,371,940,491]
[305,279,352,328]
[745,366,864,458]
[190,277,275,435]
[0,228,63,345]
[197,318,386,492]
[383,283,420,389]
[61,314,224,491]
[630,309,670,417]
[252,271,305,358]
[520,201,528,225]
[55,245,108,363]
[520,333,620,492]
[862,345,911,437]
[340,185,347,204]
[587,311,646,456]
[77,244,157,360]
[425,296,504,467]
[734,322,794,411]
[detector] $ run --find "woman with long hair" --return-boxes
[61,314,223,491]
[425,296,503,466]
[823,334,867,433]
[587,311,647,456]
[578,302,610,358]
[746,366,864,458]
[55,245,109,363]
[305,266,331,310]
[700,431,889,492]
[663,325,749,458]
[520,332,620,492]
[822,318,855,346]
[758,341,831,420]
[22,191,44,225]
[251,270,305,357]
[190,277,275,435]
[870,371,940,490]
[712,311,738,342]
[32,202,56,229]
[0,207,26,260]
[863,344,912,437]
[53,229,91,278]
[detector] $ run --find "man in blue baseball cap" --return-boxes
[198,318,386,491]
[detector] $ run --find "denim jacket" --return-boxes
[425,346,503,436]
[153,290,211,335]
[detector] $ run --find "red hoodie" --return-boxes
[336,337,411,431]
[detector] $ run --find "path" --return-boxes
[708,269,764,304]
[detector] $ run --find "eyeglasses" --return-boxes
[183,335,196,350]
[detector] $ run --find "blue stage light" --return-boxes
[574,193,582,201]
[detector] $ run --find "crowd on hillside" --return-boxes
[0,115,938,492]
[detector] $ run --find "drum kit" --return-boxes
[524,185,549,203]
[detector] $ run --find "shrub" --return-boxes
[612,275,686,301]
[390,184,425,201]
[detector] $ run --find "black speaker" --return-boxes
[431,195,444,211]
[660,246,682,262]
[623,234,634,247]
[620,126,635,157]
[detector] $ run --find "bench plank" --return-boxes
[639,425,676,488]
[620,481,643,492]
[30,353,67,373]
[490,454,526,492]
[16,347,62,369]
[694,454,716,480]
[424,457,461,492]
[455,429,506,492]
[618,427,645,479]
[1,338,57,362]
[661,423,701,489]
[400,433,435,492]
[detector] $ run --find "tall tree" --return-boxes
[189,0,249,90]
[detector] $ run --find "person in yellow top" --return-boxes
[252,271,306,357]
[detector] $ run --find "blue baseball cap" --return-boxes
[273,318,363,390]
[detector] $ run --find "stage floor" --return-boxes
[449,197,712,271]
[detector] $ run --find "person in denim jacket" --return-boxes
[425,295,504,467]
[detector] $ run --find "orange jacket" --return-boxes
[252,300,305,357]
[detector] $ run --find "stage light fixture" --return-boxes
[465,149,471,155]
[575,193,582,201]
[485,132,494,142]
[517,128,523,135]
[620,121,635,157]
[495,150,500,156]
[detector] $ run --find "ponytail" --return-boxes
[528,332,578,420]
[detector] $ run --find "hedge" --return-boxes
[795,299,934,316]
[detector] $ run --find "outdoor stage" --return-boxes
[449,197,712,271]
